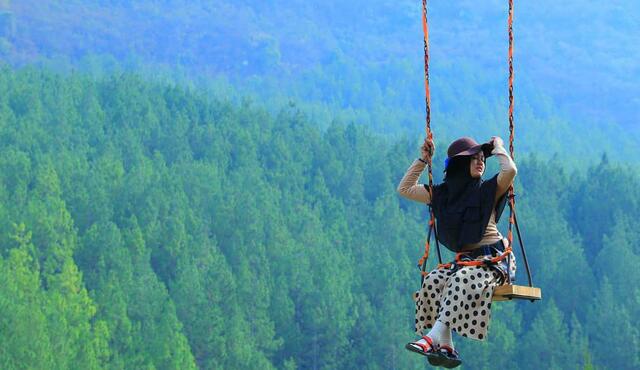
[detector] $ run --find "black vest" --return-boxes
[430,174,508,252]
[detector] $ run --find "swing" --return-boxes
[416,0,541,302]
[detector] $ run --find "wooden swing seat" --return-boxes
[493,284,541,301]
[412,284,541,303]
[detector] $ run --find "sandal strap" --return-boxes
[421,335,435,347]
[439,344,459,357]
[410,335,435,352]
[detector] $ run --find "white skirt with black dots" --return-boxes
[413,264,505,341]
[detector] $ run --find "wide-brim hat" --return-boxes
[447,137,494,159]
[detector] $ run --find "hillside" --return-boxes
[0,68,638,369]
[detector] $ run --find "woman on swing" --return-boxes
[397,135,517,368]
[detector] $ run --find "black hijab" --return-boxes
[429,156,508,252]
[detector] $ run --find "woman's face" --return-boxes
[469,152,485,178]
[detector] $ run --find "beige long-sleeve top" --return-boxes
[396,146,517,249]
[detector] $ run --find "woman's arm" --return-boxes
[491,138,517,199]
[397,158,432,204]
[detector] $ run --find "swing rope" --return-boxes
[505,0,534,288]
[417,0,441,280]
[417,0,535,290]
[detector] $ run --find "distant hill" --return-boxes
[2,1,639,156]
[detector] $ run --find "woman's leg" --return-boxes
[414,267,453,335]
[438,265,502,340]
[412,267,455,350]
[426,320,453,348]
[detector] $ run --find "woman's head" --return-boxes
[444,153,486,181]
[444,137,491,180]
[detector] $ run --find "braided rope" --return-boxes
[505,0,534,289]
[508,0,515,162]
[423,243,514,274]
[507,0,516,249]
[418,0,436,272]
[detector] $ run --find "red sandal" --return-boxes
[405,336,443,366]
[405,335,436,357]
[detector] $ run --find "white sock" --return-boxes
[425,320,454,349]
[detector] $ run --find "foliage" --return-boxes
[0,67,638,369]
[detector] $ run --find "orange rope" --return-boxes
[506,0,516,253]
[422,0,432,146]
[421,246,513,276]
[418,0,436,269]
[508,0,515,162]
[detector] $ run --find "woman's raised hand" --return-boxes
[490,136,504,150]
[421,137,435,161]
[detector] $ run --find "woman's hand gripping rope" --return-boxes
[421,137,435,163]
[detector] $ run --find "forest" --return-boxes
[0,0,638,369]
[0,67,638,369]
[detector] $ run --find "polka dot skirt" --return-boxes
[413,265,502,341]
